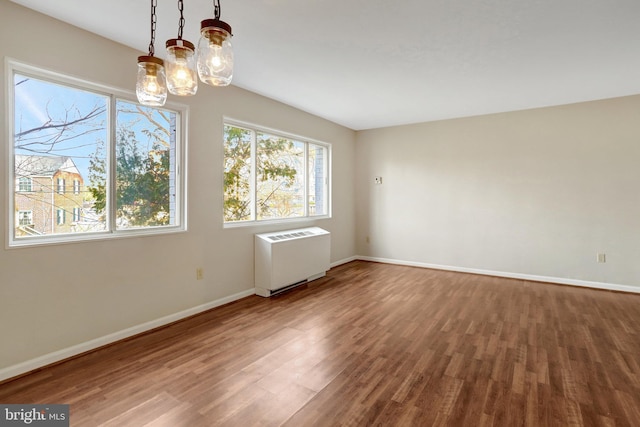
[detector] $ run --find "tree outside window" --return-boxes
[223,123,330,224]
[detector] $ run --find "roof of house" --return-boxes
[15,155,80,177]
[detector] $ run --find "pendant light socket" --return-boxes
[201,18,232,36]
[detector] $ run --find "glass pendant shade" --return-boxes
[165,39,198,96]
[197,19,233,86]
[136,56,167,106]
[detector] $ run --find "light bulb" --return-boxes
[175,61,189,80]
[143,75,160,93]
[208,44,224,72]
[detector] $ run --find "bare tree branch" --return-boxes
[118,105,170,148]
[15,105,105,140]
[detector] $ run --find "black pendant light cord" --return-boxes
[177,0,185,39]
[148,0,158,56]
[214,0,221,19]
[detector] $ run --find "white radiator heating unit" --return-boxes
[254,227,331,297]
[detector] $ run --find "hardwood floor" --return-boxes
[2,261,640,426]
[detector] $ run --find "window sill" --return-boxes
[223,215,331,230]
[7,226,186,249]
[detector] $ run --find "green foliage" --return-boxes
[256,135,302,219]
[88,124,171,227]
[223,127,301,222]
[223,126,252,221]
[88,139,107,217]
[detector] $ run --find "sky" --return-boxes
[14,73,108,179]
[13,72,173,182]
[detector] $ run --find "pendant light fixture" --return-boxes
[165,0,198,96]
[136,0,167,106]
[197,0,234,87]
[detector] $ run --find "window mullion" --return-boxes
[250,129,257,221]
[107,96,117,233]
[303,142,309,217]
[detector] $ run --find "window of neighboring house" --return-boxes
[57,178,65,194]
[223,121,331,225]
[18,177,32,192]
[8,61,186,247]
[18,210,33,226]
[57,209,65,225]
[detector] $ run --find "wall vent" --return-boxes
[267,230,316,241]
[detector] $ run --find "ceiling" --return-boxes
[9,0,640,130]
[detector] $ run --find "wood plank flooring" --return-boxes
[2,261,640,426]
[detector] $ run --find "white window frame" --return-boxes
[6,59,188,248]
[73,179,80,195]
[223,118,331,228]
[73,207,80,223]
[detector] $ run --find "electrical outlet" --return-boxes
[196,268,204,280]
[597,253,606,263]
[374,176,382,185]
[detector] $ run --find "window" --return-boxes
[223,121,330,224]
[18,211,33,226]
[8,61,186,246]
[57,209,66,225]
[57,178,65,194]
[18,177,32,192]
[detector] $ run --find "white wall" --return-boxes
[0,1,356,377]
[356,95,640,290]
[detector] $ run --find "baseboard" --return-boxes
[330,256,358,268]
[358,256,640,294]
[0,289,256,383]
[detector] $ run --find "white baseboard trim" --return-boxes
[0,288,256,383]
[358,256,640,294]
[330,256,358,268]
